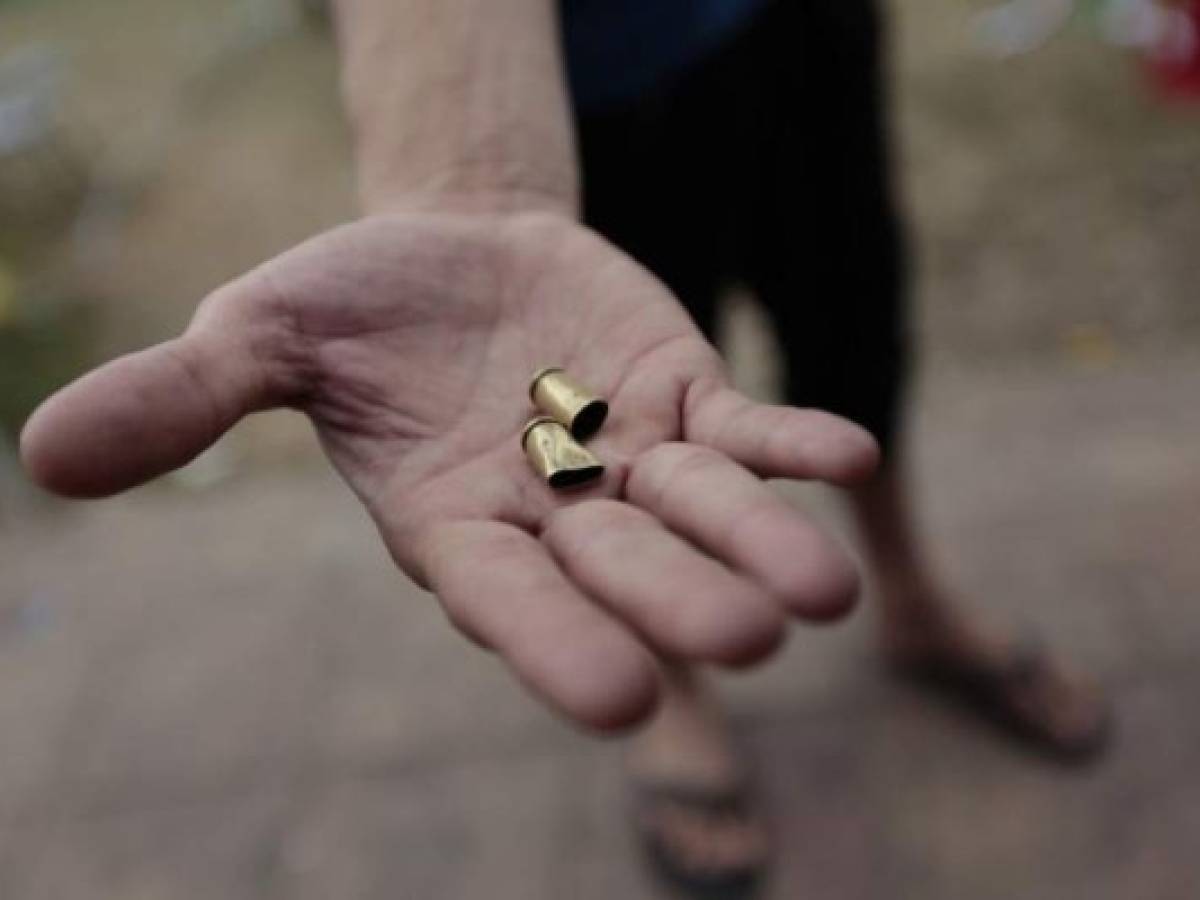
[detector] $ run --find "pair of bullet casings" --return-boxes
[522,367,609,489]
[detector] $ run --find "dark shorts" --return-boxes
[576,0,909,453]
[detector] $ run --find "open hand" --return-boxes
[22,211,878,731]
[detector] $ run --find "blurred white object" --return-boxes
[1100,0,1169,46]
[1100,0,1197,61]
[0,47,62,157]
[973,0,1076,57]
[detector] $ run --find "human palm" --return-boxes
[22,211,878,730]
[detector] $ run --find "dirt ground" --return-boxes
[2,1,1200,898]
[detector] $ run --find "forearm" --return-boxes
[333,0,578,216]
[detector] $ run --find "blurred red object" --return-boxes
[1146,0,1200,99]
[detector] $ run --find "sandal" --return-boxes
[630,778,769,899]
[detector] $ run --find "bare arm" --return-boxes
[333,0,578,214]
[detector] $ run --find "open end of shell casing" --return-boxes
[529,367,609,440]
[521,415,605,489]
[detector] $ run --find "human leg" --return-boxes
[746,0,1108,758]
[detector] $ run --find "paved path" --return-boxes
[2,350,1199,899]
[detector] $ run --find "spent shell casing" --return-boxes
[529,366,609,440]
[521,415,604,489]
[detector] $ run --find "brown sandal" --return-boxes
[631,778,769,899]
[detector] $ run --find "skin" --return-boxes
[21,209,879,732]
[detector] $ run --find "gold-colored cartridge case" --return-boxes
[529,366,609,440]
[521,416,604,489]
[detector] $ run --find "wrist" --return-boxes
[358,160,579,219]
[334,0,578,220]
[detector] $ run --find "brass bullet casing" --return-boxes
[529,366,609,440]
[521,416,605,490]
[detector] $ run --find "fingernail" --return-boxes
[521,415,604,489]
[529,366,608,440]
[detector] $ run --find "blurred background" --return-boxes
[1,0,1199,897]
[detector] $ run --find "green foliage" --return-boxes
[0,291,99,440]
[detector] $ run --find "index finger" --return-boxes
[685,384,880,485]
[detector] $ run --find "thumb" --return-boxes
[20,274,307,498]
